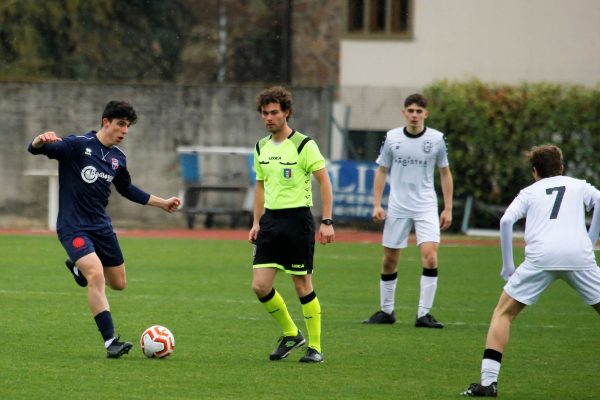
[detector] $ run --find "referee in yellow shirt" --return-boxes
[248,86,335,363]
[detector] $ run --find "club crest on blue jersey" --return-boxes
[422,140,433,154]
[283,168,292,179]
[111,158,119,170]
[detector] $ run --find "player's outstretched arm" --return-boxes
[147,195,181,213]
[31,131,62,148]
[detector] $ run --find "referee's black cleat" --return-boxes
[299,347,324,363]
[106,336,133,358]
[362,310,396,324]
[269,331,306,360]
[415,313,444,328]
[65,259,87,287]
[461,382,498,397]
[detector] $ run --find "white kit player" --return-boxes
[363,93,454,328]
[462,144,600,397]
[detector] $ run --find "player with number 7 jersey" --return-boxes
[461,144,600,397]
[501,175,599,273]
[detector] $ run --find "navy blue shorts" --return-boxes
[59,229,124,267]
[253,207,315,274]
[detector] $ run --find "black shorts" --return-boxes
[59,228,124,267]
[253,207,315,274]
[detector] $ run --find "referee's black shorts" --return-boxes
[253,207,315,274]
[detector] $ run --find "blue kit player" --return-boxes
[28,100,181,358]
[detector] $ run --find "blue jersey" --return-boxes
[28,131,150,237]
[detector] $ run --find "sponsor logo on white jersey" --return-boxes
[422,140,433,153]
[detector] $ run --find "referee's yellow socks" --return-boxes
[300,292,321,352]
[259,288,298,337]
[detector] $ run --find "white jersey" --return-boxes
[376,126,449,217]
[503,175,600,270]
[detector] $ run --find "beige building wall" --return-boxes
[339,0,600,131]
[341,0,600,88]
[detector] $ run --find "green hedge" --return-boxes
[424,80,600,223]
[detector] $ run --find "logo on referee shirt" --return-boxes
[283,168,292,179]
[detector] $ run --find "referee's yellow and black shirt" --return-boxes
[254,130,326,210]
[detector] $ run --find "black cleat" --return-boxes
[106,336,133,358]
[65,259,87,287]
[299,347,324,363]
[269,331,306,360]
[362,310,396,324]
[415,313,444,328]
[461,382,498,397]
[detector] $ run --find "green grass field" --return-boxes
[1,234,599,399]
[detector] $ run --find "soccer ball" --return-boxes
[140,325,175,358]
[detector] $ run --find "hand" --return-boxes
[32,131,62,148]
[318,224,335,245]
[372,206,385,222]
[163,197,181,213]
[440,209,452,230]
[500,263,515,281]
[248,224,259,244]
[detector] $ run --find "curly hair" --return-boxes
[255,86,293,120]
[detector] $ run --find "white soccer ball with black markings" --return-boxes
[140,325,175,358]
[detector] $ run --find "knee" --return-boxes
[423,252,438,268]
[294,281,313,297]
[86,269,106,288]
[251,281,271,298]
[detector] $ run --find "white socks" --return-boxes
[380,277,397,314]
[417,275,438,318]
[481,358,501,386]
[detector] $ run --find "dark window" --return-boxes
[347,0,411,39]
[347,0,365,32]
[391,0,409,33]
[347,130,387,161]
[369,0,386,32]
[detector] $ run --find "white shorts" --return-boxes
[382,212,440,249]
[504,263,600,305]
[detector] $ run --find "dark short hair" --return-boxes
[101,101,137,126]
[526,144,564,178]
[404,93,427,108]
[255,86,293,120]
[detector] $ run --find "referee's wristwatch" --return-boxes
[321,218,334,226]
